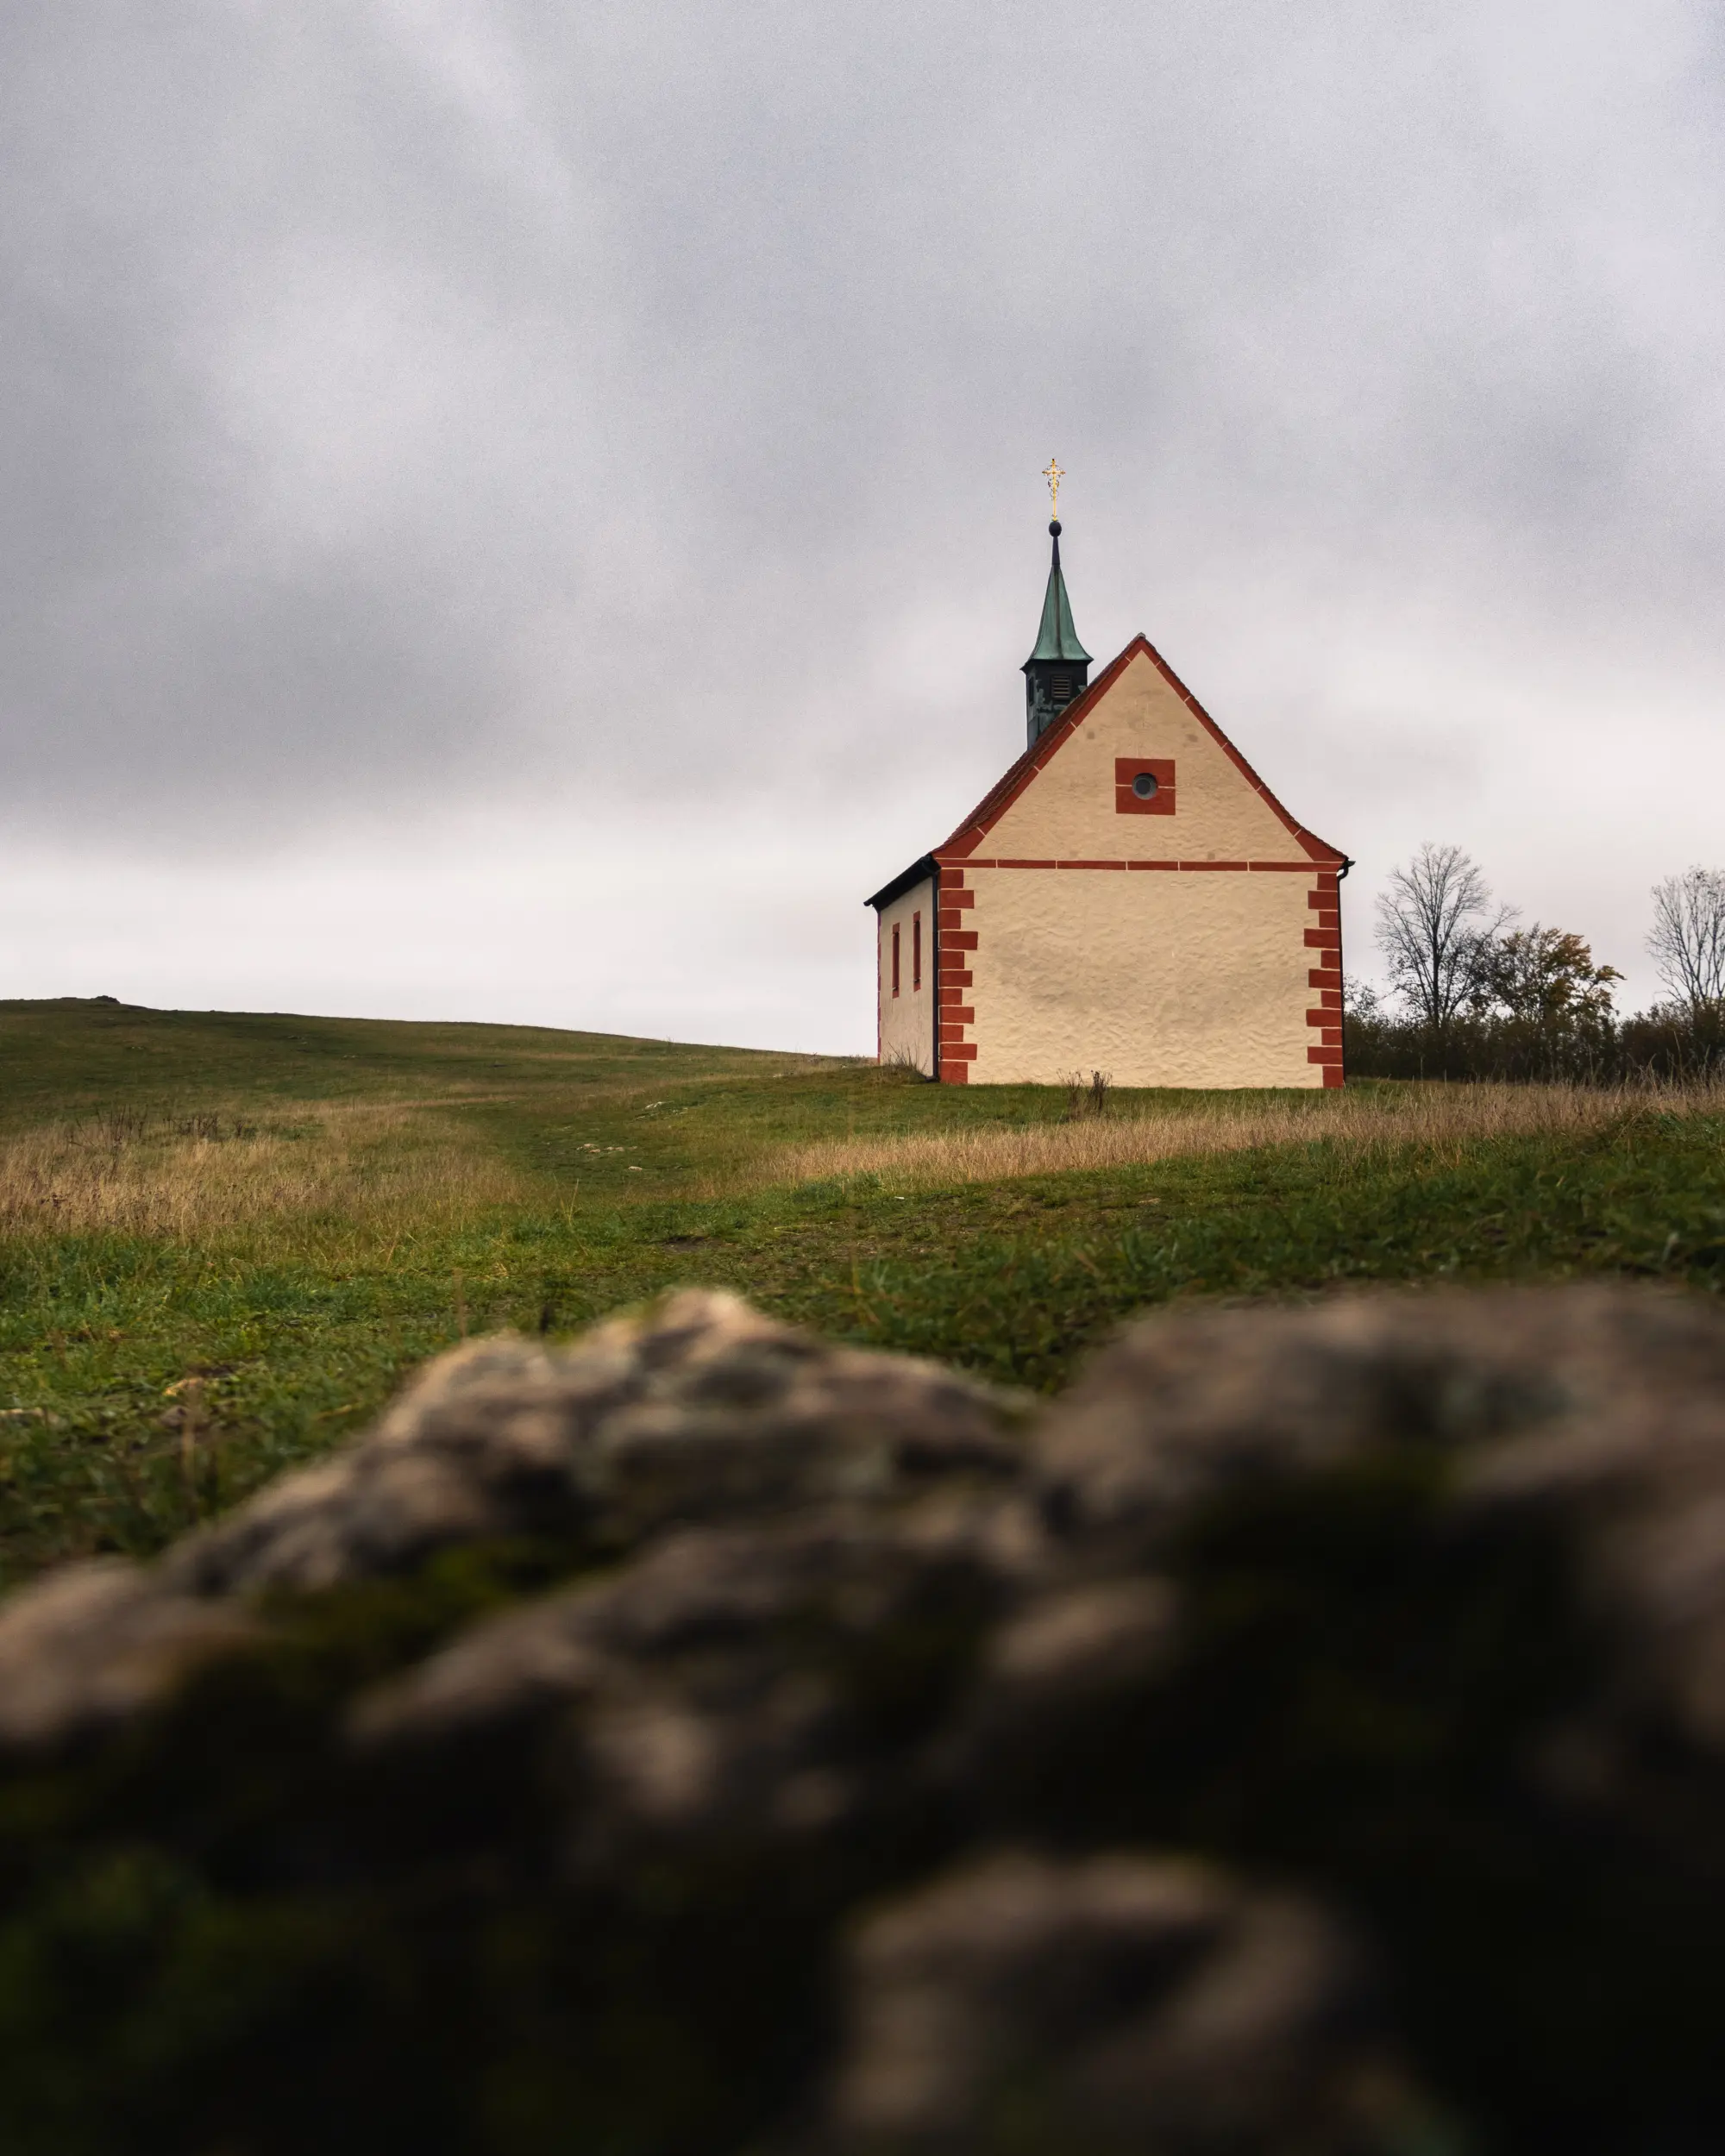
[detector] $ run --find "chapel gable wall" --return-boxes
[962,865,1326,1087]
[979,649,1304,864]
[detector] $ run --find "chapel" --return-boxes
[866,489,1350,1087]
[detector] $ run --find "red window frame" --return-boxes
[913,911,922,991]
[891,922,901,997]
[1115,757,1177,815]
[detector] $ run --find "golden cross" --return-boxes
[1043,456,1064,518]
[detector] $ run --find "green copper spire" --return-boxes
[1025,523,1093,665]
[1021,514,1092,745]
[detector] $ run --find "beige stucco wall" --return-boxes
[965,867,1320,1087]
[876,876,936,1074]
[982,649,1300,864]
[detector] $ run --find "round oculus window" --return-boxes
[1132,771,1160,799]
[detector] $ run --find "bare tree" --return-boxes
[1374,843,1513,1038]
[1647,868,1725,1012]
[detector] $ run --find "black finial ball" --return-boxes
[1049,518,1062,536]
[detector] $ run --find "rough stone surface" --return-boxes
[350,1514,1012,1872]
[812,1852,1413,2156]
[1034,1279,1725,1555]
[164,1289,1022,1599]
[0,1557,259,1750]
[4,1282,1725,2153]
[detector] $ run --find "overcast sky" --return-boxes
[4,0,1723,1047]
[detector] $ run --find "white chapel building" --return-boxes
[867,513,1350,1087]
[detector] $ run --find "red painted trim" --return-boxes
[1334,868,1348,1088]
[931,862,941,1081]
[912,770,1346,1088]
[932,641,1145,857]
[933,856,976,1076]
[929,635,1346,866]
[950,857,1328,874]
[1115,756,1177,816]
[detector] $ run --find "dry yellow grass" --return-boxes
[0,1103,529,1238]
[772,1080,1725,1191]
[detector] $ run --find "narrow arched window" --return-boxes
[891,923,901,997]
[913,912,922,991]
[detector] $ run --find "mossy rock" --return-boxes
[0,1285,1723,2153]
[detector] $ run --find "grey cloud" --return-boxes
[2,0,1723,882]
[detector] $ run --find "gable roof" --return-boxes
[935,634,1346,866]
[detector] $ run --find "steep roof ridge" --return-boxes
[937,641,1138,857]
[935,635,1345,865]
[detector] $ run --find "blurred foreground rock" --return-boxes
[2,1284,1725,2153]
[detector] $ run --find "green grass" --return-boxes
[3,996,1723,1588]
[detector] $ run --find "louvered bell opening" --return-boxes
[1028,662,1087,746]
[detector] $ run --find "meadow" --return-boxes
[3,993,1723,1587]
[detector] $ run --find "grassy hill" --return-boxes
[2,995,1723,1586]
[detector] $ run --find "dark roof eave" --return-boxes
[864,855,938,912]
